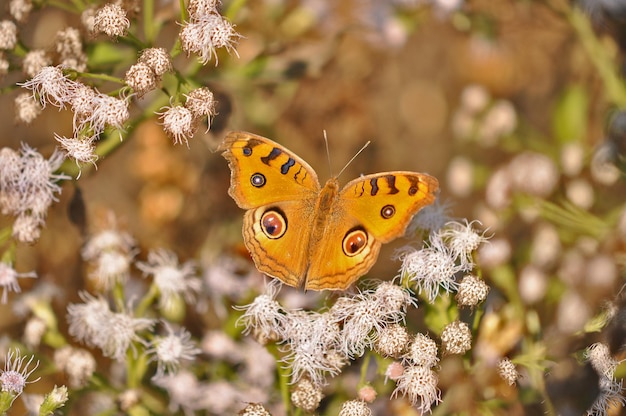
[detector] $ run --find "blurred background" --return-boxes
[2,0,626,414]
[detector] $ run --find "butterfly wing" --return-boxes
[304,172,439,291]
[220,131,321,288]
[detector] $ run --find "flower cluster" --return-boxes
[179,0,242,65]
[0,144,67,243]
[398,219,489,302]
[158,87,218,146]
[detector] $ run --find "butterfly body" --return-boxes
[220,131,439,291]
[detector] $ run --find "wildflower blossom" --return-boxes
[508,152,559,198]
[518,265,547,304]
[0,21,17,50]
[439,220,488,266]
[158,104,197,145]
[478,100,517,145]
[340,400,373,416]
[138,47,172,77]
[70,83,97,128]
[0,263,36,304]
[152,371,205,414]
[125,62,158,97]
[87,249,134,290]
[392,364,440,413]
[67,292,112,348]
[330,282,411,359]
[87,93,130,133]
[93,3,129,37]
[358,385,377,402]
[54,134,98,166]
[239,403,271,416]
[54,27,83,61]
[0,143,67,243]
[385,361,404,381]
[291,378,323,413]
[240,338,276,389]
[136,249,201,310]
[477,237,511,269]
[185,87,217,124]
[585,343,626,415]
[40,385,69,413]
[497,358,519,386]
[53,346,96,388]
[23,317,46,348]
[440,320,472,355]
[147,323,200,377]
[236,282,287,343]
[14,92,42,124]
[98,310,155,360]
[404,333,439,367]
[20,66,77,109]
[22,50,52,78]
[187,0,221,20]
[0,350,40,395]
[179,12,241,65]
[375,323,410,358]
[455,275,490,307]
[398,235,462,302]
[81,221,136,290]
[282,310,344,386]
[82,224,136,260]
[10,0,33,22]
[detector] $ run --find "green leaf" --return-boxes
[552,85,588,144]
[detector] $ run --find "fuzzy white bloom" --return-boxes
[0,144,68,243]
[585,343,626,415]
[236,282,287,343]
[392,364,441,414]
[158,104,196,146]
[136,249,201,310]
[53,346,96,388]
[281,310,344,387]
[0,349,40,395]
[397,234,462,302]
[93,3,129,37]
[19,66,77,109]
[179,12,241,65]
[0,263,36,304]
[147,323,201,378]
[330,282,412,359]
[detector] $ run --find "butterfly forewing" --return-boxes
[220,131,321,209]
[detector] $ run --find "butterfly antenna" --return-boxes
[323,130,333,178]
[337,140,371,179]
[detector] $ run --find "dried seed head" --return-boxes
[375,323,410,358]
[455,275,490,307]
[138,48,172,77]
[441,320,472,355]
[93,4,130,37]
[291,378,323,413]
[125,62,158,97]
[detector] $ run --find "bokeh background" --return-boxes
[2,0,626,414]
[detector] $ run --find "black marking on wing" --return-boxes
[385,175,400,194]
[261,147,282,165]
[281,158,296,175]
[370,178,379,196]
[355,181,366,197]
[243,138,264,156]
[294,166,305,183]
[407,176,419,196]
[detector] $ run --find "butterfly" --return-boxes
[220,131,439,291]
